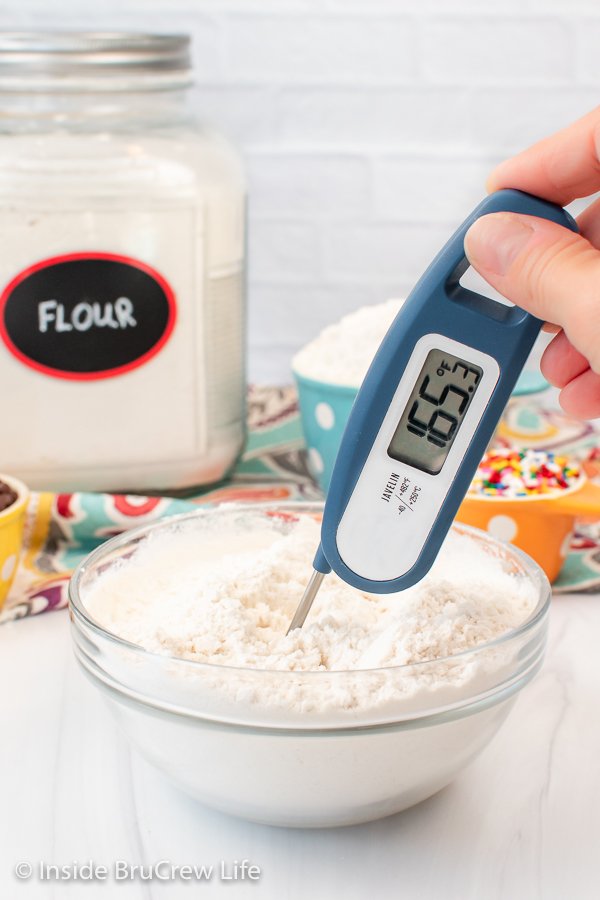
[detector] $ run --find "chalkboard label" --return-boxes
[0,252,176,380]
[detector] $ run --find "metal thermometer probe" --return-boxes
[287,189,577,634]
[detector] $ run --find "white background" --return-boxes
[1,0,598,381]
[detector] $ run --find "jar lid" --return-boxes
[0,32,193,91]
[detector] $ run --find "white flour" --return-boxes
[87,514,537,679]
[82,511,544,825]
[0,131,245,491]
[292,298,404,386]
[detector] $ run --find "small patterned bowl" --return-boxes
[456,471,600,583]
[0,474,28,609]
[293,370,358,493]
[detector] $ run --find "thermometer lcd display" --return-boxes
[388,349,483,475]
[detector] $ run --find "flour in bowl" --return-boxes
[292,299,403,387]
[85,513,537,674]
[76,508,548,824]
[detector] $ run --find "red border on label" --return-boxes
[0,251,177,381]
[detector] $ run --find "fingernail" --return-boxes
[465,213,534,276]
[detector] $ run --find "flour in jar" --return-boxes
[86,513,538,675]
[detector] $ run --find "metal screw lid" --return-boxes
[0,32,193,91]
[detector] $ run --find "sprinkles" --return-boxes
[470,449,581,498]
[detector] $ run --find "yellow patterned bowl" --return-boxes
[0,474,28,609]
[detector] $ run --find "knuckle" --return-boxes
[514,233,600,375]
[557,249,600,371]
[518,235,579,317]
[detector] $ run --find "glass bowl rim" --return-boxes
[68,501,551,678]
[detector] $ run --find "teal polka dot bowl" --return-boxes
[293,370,359,493]
[294,368,548,494]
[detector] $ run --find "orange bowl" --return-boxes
[457,474,600,583]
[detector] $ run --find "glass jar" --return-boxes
[0,33,246,492]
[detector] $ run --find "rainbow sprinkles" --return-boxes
[470,450,581,499]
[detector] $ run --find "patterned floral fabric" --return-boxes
[2,387,600,624]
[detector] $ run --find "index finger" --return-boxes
[487,105,600,206]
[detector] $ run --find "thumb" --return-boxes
[464,212,600,374]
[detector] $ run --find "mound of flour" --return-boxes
[86,514,537,675]
[292,298,403,387]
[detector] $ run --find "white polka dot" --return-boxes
[1,553,16,581]
[487,515,518,543]
[560,531,573,559]
[308,447,325,475]
[315,402,335,430]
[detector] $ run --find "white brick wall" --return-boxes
[422,19,574,84]
[0,0,597,381]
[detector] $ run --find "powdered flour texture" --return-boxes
[292,299,403,387]
[87,514,537,676]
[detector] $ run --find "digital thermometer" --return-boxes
[288,190,577,631]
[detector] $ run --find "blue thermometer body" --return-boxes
[289,190,577,629]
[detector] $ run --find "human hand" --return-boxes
[464,107,600,419]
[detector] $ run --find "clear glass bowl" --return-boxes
[69,503,550,828]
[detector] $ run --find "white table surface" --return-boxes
[1,596,600,900]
